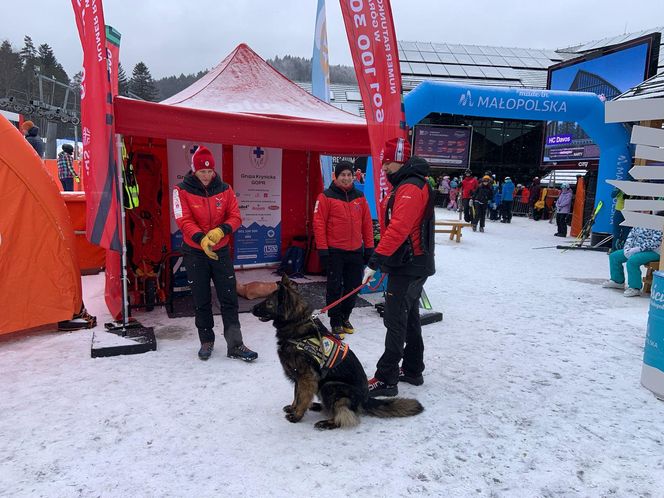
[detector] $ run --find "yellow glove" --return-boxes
[200,236,218,260]
[206,227,224,244]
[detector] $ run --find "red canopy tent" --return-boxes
[108,43,370,317]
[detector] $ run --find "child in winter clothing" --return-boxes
[472,176,493,232]
[603,226,663,297]
[554,183,573,237]
[448,177,459,210]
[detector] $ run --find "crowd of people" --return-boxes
[428,171,582,237]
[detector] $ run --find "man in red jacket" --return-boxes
[461,170,478,223]
[173,145,257,362]
[363,137,436,397]
[314,160,374,337]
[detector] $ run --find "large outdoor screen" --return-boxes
[542,33,660,166]
[412,125,472,168]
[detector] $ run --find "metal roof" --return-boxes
[398,40,562,89]
[614,71,664,101]
[295,82,365,117]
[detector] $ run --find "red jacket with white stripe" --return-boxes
[313,182,374,254]
[172,172,241,251]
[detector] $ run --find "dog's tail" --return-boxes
[364,397,424,418]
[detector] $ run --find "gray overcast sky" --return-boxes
[3,0,664,79]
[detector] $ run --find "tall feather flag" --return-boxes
[71,0,123,318]
[339,0,408,223]
[312,0,334,186]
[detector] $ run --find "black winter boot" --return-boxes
[198,342,214,360]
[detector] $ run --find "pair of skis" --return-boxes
[533,201,605,251]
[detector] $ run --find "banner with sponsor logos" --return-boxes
[339,0,407,223]
[167,140,223,294]
[232,146,282,266]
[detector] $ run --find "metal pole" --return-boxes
[115,133,130,330]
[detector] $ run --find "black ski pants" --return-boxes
[326,249,364,327]
[183,246,243,347]
[462,198,473,222]
[556,212,568,236]
[473,202,487,229]
[375,274,428,385]
[501,200,513,222]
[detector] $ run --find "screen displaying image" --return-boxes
[413,125,471,167]
[543,36,658,164]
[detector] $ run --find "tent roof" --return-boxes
[114,44,370,155]
[162,43,365,124]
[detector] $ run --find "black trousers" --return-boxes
[183,246,243,347]
[501,200,513,222]
[462,198,473,222]
[375,274,428,385]
[556,213,568,236]
[326,250,364,327]
[473,202,487,229]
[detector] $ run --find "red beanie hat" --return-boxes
[191,146,215,172]
[381,137,411,164]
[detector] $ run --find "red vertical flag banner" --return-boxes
[72,0,122,318]
[339,0,408,223]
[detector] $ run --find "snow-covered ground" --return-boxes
[1,209,662,497]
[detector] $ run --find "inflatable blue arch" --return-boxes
[403,81,631,236]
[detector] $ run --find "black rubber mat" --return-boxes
[166,281,372,318]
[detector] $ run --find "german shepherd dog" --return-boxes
[251,275,424,430]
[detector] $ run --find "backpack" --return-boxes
[276,244,306,278]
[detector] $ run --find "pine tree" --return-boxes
[129,62,159,101]
[118,62,129,96]
[0,40,22,97]
[19,35,36,66]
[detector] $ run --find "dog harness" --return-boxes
[288,335,349,375]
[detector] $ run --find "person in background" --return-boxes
[603,225,662,297]
[57,143,78,191]
[314,160,374,338]
[472,175,493,232]
[21,120,44,158]
[461,170,478,223]
[501,176,515,223]
[439,175,451,209]
[448,176,459,210]
[529,177,542,220]
[355,168,364,184]
[554,183,573,237]
[363,137,435,397]
[489,179,501,221]
[173,145,257,362]
[520,184,530,205]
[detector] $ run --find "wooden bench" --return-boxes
[643,261,660,293]
[435,220,473,243]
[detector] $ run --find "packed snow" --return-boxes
[1,209,662,497]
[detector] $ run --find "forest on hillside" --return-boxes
[0,34,357,139]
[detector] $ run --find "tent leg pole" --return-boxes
[115,133,130,331]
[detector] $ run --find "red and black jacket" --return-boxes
[173,172,241,252]
[313,182,374,254]
[369,156,435,277]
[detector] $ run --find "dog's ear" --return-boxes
[281,274,294,288]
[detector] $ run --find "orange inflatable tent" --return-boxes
[0,115,82,334]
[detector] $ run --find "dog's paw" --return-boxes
[309,402,323,412]
[314,419,339,430]
[285,412,302,423]
[283,405,295,414]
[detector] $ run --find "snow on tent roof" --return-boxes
[161,43,365,124]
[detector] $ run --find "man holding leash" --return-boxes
[363,137,436,397]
